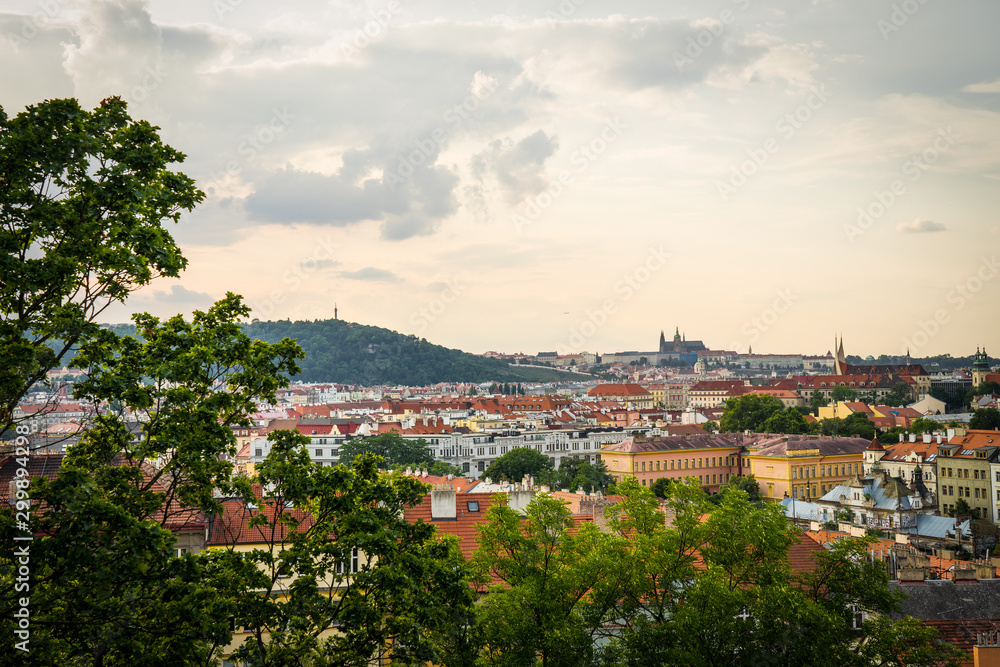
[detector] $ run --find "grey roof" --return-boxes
[904,514,971,540]
[818,474,918,511]
[890,579,1000,620]
[780,498,822,521]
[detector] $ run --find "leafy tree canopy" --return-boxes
[481,447,552,483]
[761,408,810,434]
[969,408,1000,431]
[0,96,202,436]
[719,393,784,433]
[831,385,859,402]
[337,431,434,469]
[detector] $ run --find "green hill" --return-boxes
[241,319,591,385]
[53,319,591,385]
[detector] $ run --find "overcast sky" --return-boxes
[2,0,998,359]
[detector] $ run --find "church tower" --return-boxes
[673,326,682,353]
[834,334,847,376]
[972,347,990,386]
[659,330,666,354]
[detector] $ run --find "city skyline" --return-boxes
[2,0,998,357]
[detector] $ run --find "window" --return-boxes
[336,548,360,575]
[641,462,646,471]
[656,461,660,471]
[255,448,263,457]
[316,449,323,457]
[670,460,674,470]
[467,501,479,512]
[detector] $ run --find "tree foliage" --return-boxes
[969,408,1000,430]
[554,458,612,493]
[466,479,967,667]
[719,394,784,433]
[470,494,623,667]
[831,385,859,402]
[481,447,552,483]
[0,96,203,437]
[809,389,830,415]
[1,295,302,665]
[337,431,434,469]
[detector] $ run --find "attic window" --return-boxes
[467,501,480,512]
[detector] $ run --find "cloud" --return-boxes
[470,130,559,205]
[61,0,165,106]
[962,78,1000,93]
[338,267,400,282]
[897,218,947,234]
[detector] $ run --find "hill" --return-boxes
[241,319,591,385]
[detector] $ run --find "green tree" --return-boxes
[470,493,625,667]
[719,473,762,503]
[719,394,784,433]
[1,295,303,666]
[969,408,1000,430]
[809,389,830,415]
[337,431,434,469]
[950,498,975,518]
[964,381,1000,409]
[650,477,673,498]
[481,447,553,483]
[881,382,912,407]
[555,458,613,493]
[907,417,939,434]
[219,445,474,667]
[831,385,859,402]
[602,480,967,667]
[0,97,202,438]
[761,408,810,434]
[818,413,876,440]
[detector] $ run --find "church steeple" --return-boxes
[834,334,847,376]
[972,346,990,386]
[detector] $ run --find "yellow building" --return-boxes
[937,430,1000,521]
[744,435,871,501]
[600,434,742,493]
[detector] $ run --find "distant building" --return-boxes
[658,327,707,355]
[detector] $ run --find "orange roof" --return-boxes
[588,384,653,397]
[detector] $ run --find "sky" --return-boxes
[2,0,999,360]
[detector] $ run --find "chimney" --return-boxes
[909,433,917,443]
[922,433,932,444]
[974,632,1000,667]
[430,488,457,520]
